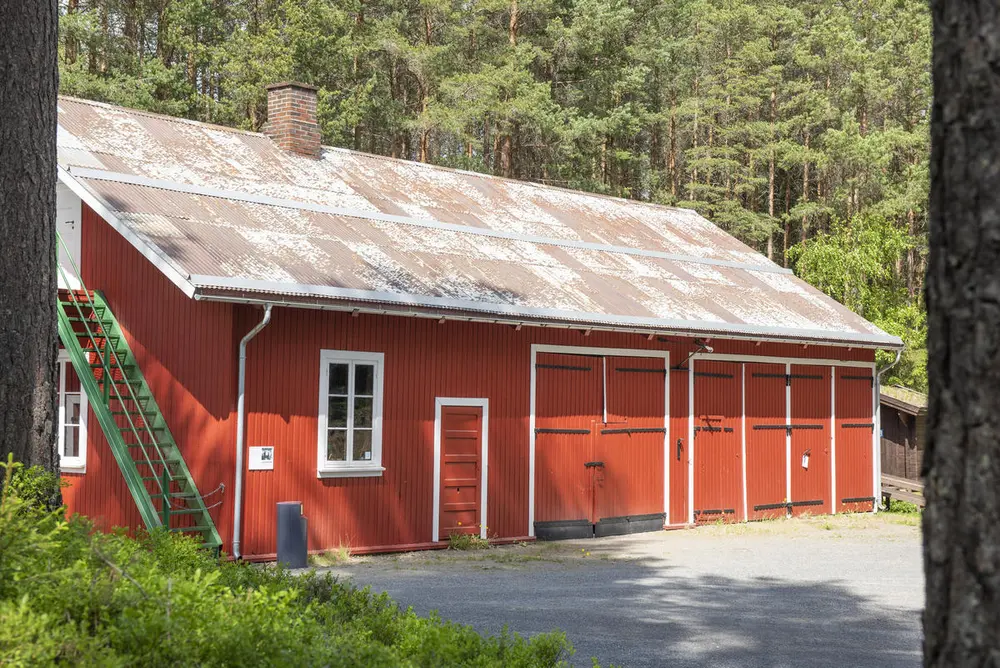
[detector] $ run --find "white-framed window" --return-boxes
[58,351,88,472]
[317,350,384,477]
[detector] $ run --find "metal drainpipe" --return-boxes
[873,348,903,512]
[232,304,273,560]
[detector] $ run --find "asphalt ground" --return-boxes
[322,513,923,667]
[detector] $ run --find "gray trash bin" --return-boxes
[276,501,308,568]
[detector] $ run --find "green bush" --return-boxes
[887,499,922,514]
[0,457,574,667]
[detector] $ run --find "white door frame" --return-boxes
[433,397,489,542]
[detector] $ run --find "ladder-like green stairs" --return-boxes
[56,248,222,551]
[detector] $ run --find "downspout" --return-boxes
[873,348,903,512]
[233,304,273,559]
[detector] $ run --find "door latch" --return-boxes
[676,438,684,461]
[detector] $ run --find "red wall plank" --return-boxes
[745,363,788,520]
[789,365,832,515]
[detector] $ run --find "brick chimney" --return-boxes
[263,82,321,158]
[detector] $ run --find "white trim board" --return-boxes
[433,397,489,542]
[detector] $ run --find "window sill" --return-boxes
[317,466,385,479]
[60,463,86,474]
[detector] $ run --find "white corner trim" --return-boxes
[57,166,198,299]
[663,353,670,523]
[432,397,489,542]
[528,349,537,538]
[741,364,749,522]
[830,367,837,515]
[687,359,695,524]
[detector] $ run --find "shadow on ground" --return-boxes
[338,560,921,668]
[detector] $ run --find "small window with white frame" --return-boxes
[317,350,384,477]
[58,352,87,472]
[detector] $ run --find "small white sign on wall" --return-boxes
[249,446,275,471]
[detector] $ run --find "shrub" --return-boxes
[0,456,574,667]
[887,499,922,514]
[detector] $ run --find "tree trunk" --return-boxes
[668,105,677,198]
[0,0,59,472]
[509,0,519,46]
[925,1,1000,664]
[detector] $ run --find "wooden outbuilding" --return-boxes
[879,386,927,482]
[52,85,904,558]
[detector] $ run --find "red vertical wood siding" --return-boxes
[744,363,788,520]
[668,368,689,524]
[61,205,237,543]
[598,356,666,520]
[524,353,601,524]
[62,207,883,554]
[789,365,832,515]
[836,369,876,511]
[692,360,744,522]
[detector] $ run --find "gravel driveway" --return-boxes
[322,514,923,667]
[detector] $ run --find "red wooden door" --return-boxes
[692,360,743,523]
[668,367,690,525]
[835,368,876,512]
[595,356,666,531]
[745,363,789,520]
[534,353,602,530]
[789,365,832,516]
[439,405,483,538]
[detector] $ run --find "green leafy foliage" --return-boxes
[0,456,573,667]
[56,0,931,386]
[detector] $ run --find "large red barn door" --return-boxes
[595,356,666,535]
[789,365,832,516]
[534,353,602,539]
[745,363,789,520]
[692,360,743,523]
[835,368,876,512]
[668,367,689,525]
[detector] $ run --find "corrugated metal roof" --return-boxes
[56,96,903,348]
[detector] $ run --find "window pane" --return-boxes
[328,396,348,428]
[328,363,349,395]
[353,429,372,461]
[327,430,347,461]
[64,426,79,458]
[354,397,373,428]
[66,395,81,426]
[354,364,374,395]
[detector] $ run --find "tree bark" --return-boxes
[0,0,59,471]
[925,1,1000,664]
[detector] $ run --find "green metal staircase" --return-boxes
[56,236,222,551]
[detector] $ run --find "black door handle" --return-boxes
[584,461,605,468]
[676,438,684,461]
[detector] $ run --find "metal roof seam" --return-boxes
[70,166,793,276]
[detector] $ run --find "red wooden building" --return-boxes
[52,84,903,559]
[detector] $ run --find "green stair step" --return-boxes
[57,281,221,552]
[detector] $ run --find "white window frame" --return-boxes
[317,350,385,478]
[58,351,88,472]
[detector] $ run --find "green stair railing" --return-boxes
[56,234,222,550]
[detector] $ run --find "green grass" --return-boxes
[448,532,491,550]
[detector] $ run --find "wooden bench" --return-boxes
[881,473,925,508]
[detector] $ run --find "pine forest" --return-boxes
[58,0,931,387]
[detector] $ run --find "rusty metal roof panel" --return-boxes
[56,96,902,348]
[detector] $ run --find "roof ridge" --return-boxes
[57,94,752,241]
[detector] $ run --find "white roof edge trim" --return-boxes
[57,166,198,299]
[69,166,793,276]
[188,274,905,348]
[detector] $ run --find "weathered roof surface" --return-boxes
[56,96,903,348]
[881,386,927,415]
